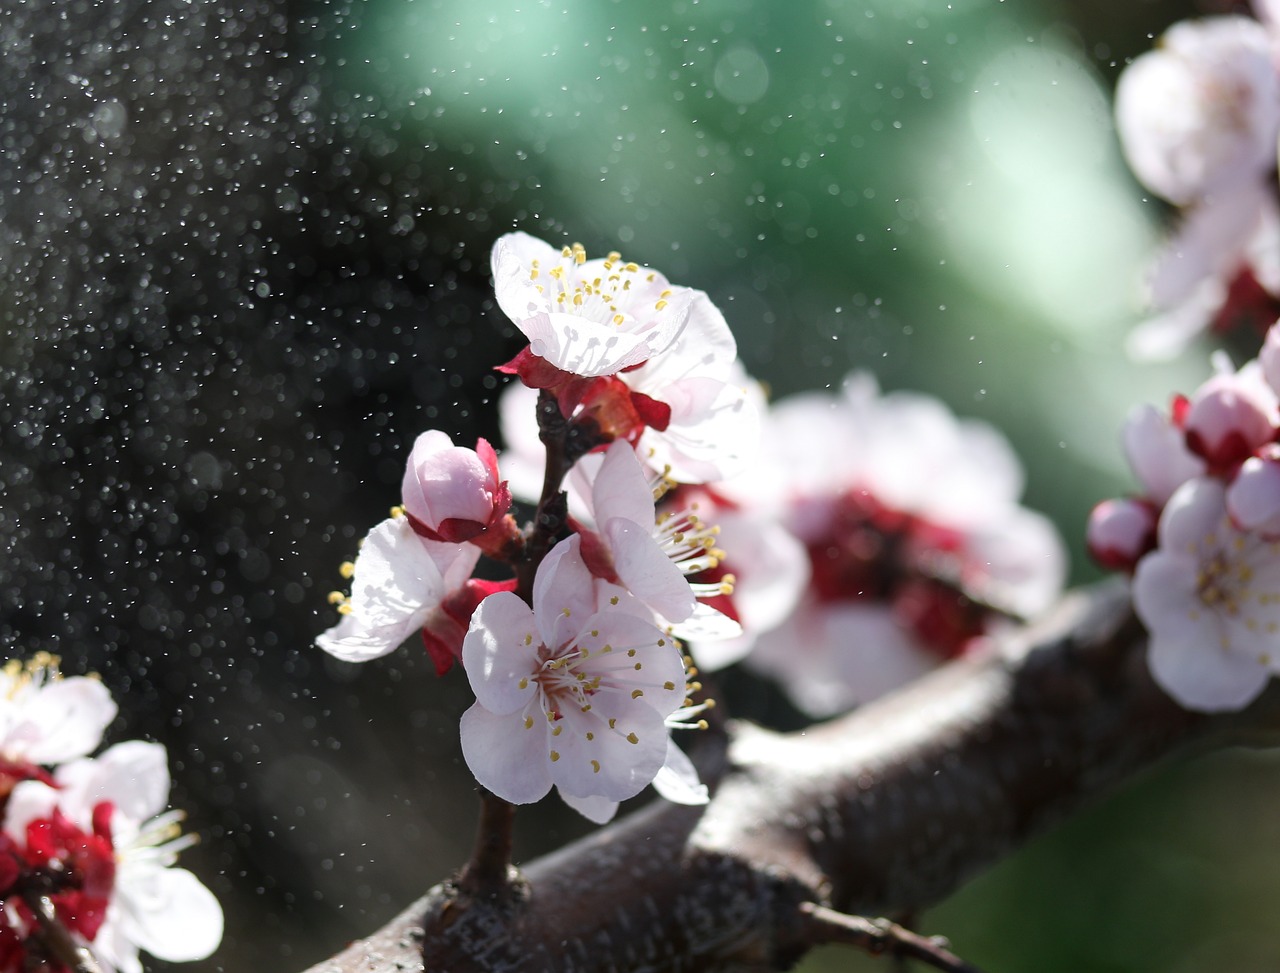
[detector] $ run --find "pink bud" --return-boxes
[1087,498,1158,573]
[1227,446,1280,535]
[1182,372,1277,470]
[401,431,513,544]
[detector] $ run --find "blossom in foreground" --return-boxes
[459,535,701,822]
[316,515,481,665]
[733,374,1065,715]
[0,653,116,779]
[493,234,761,484]
[1132,478,1280,710]
[492,232,709,378]
[4,741,223,973]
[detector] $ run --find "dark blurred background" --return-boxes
[3,0,1276,970]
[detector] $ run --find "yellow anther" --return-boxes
[663,681,675,691]
[552,725,562,736]
[339,561,355,580]
[586,732,595,740]
[337,603,353,616]
[591,759,601,773]
[634,663,643,671]
[608,718,617,729]
[655,300,669,311]
[327,591,346,605]
[518,677,529,689]
[389,505,405,518]
[631,689,644,699]
[607,251,622,262]
[626,732,639,744]
[550,750,561,762]
[524,716,534,729]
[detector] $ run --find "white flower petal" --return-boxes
[462,592,540,715]
[55,740,171,828]
[459,703,552,805]
[651,739,708,806]
[7,676,116,765]
[116,862,223,962]
[591,441,656,529]
[1123,405,1205,506]
[556,789,619,824]
[605,519,696,623]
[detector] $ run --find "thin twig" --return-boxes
[797,903,985,973]
[21,890,104,973]
[456,788,519,900]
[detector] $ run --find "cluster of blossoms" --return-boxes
[319,231,1069,819]
[319,233,759,822]
[0,654,222,972]
[1088,326,1280,710]
[1114,0,1280,358]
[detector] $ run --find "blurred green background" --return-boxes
[4,0,1276,970]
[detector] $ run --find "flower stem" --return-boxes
[457,788,518,900]
[21,889,105,973]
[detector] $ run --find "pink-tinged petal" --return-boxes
[624,291,737,391]
[637,374,761,483]
[551,695,668,802]
[751,602,934,716]
[400,430,453,522]
[56,741,171,826]
[604,519,697,623]
[591,441,656,528]
[4,779,59,840]
[527,311,657,378]
[1145,616,1270,712]
[576,611,687,715]
[1157,477,1228,551]
[866,392,1023,518]
[963,507,1067,617]
[459,703,552,805]
[1127,282,1224,361]
[116,862,223,962]
[316,519,479,663]
[1227,453,1280,533]
[651,739,708,806]
[556,789,619,824]
[1115,18,1279,204]
[403,431,504,533]
[533,535,600,649]
[10,676,117,765]
[1123,404,1205,506]
[461,592,540,715]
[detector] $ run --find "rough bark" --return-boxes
[301,580,1279,973]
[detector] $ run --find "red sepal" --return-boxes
[422,578,519,676]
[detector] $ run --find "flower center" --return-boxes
[528,244,665,327]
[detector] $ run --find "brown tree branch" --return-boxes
[301,579,1280,973]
